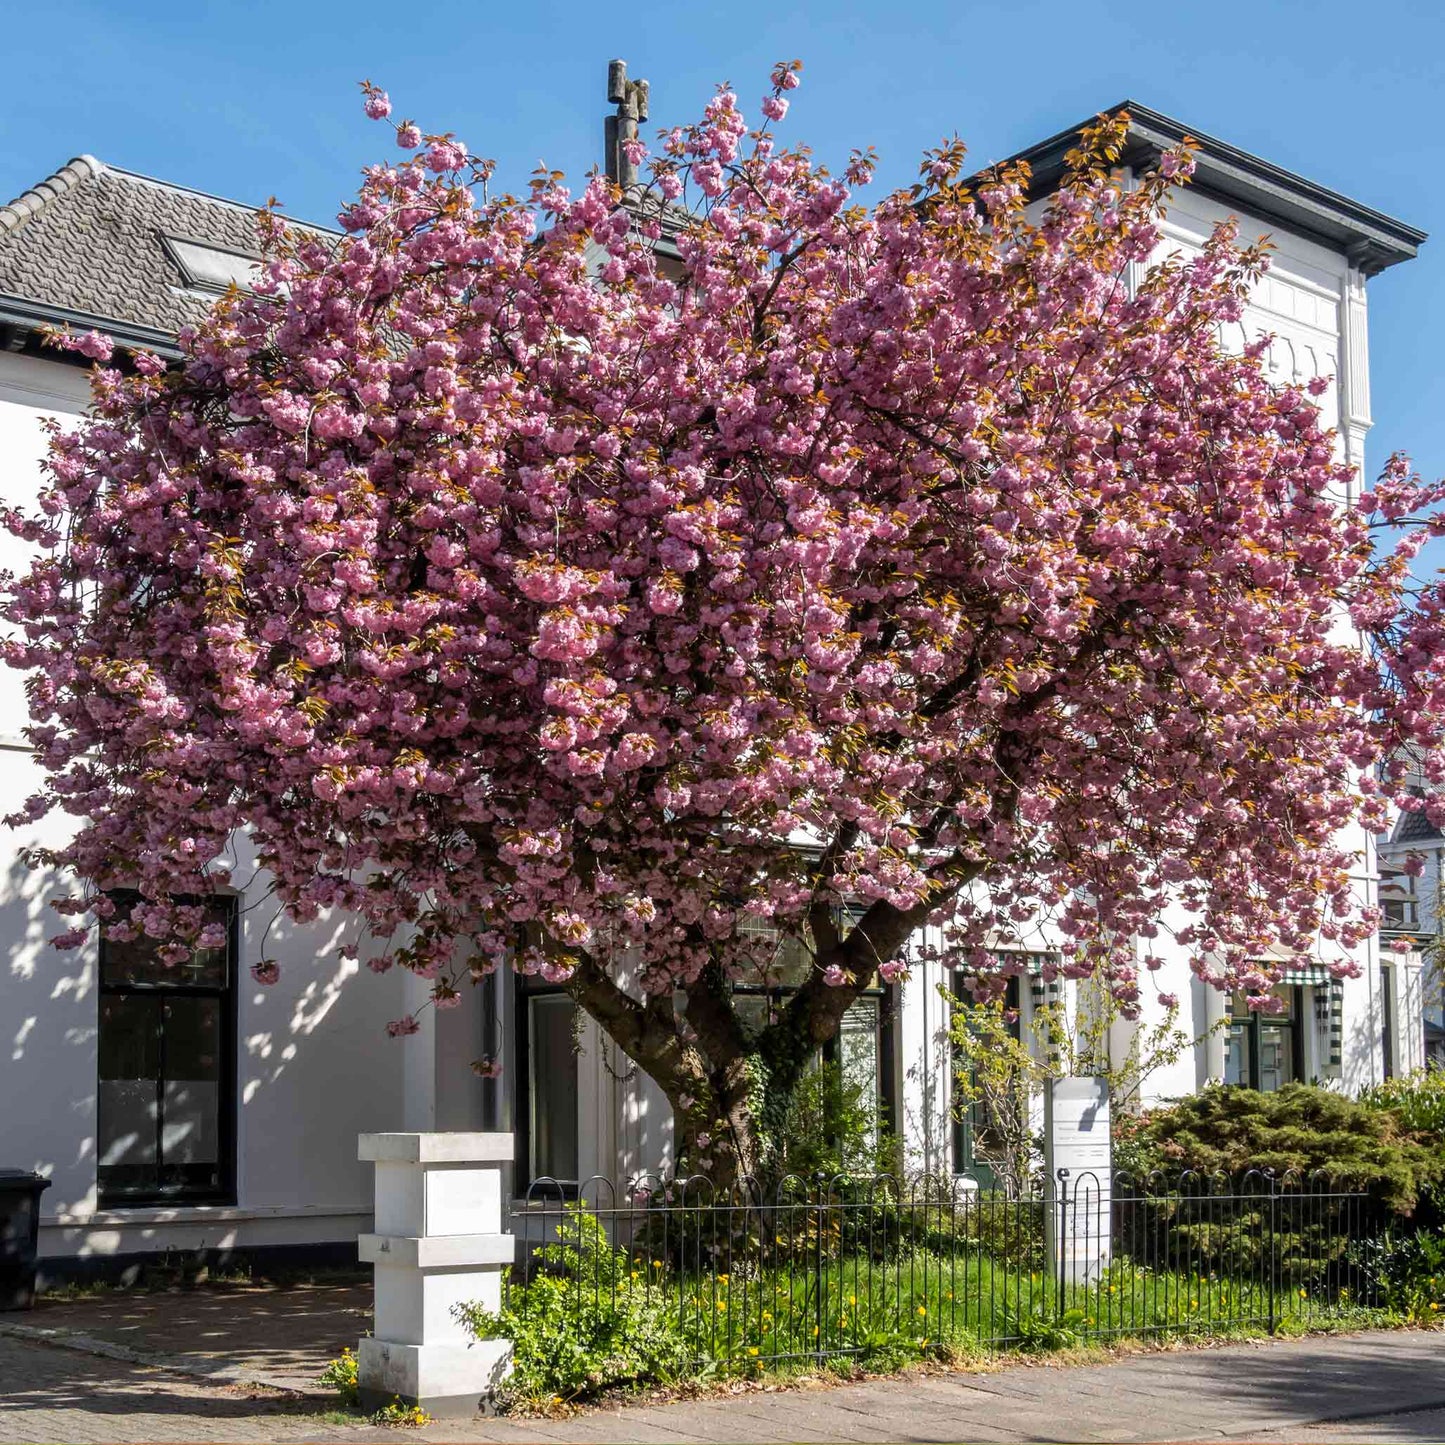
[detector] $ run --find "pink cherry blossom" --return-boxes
[5,82,1443,1175]
[361,83,392,121]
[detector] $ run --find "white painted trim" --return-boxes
[45,1203,373,1227]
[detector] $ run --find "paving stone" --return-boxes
[3,1319,1445,1443]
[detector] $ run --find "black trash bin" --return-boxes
[0,1170,51,1310]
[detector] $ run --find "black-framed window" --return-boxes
[511,919,900,1191]
[97,896,237,1206]
[1224,987,1302,1092]
[513,975,580,1194]
[952,972,1024,1181]
[733,918,898,1154]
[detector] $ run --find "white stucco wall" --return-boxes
[1131,180,1410,1099]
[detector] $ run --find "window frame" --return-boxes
[731,914,899,1151]
[96,893,239,1208]
[952,971,1026,1182]
[1381,963,1396,1081]
[512,973,581,1197]
[1225,986,1304,1092]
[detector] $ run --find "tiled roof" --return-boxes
[1395,808,1444,844]
[0,155,328,351]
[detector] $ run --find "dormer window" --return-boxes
[161,236,262,295]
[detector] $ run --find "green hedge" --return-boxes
[1116,1083,1444,1217]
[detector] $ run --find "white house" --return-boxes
[0,95,1427,1274]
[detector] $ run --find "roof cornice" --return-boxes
[1002,102,1426,276]
[0,292,183,362]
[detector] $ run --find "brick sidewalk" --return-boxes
[14,1280,370,1392]
[2,1325,1444,1443]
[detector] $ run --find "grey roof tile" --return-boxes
[0,155,330,341]
[1396,808,1443,843]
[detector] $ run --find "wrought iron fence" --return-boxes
[505,1169,1386,1371]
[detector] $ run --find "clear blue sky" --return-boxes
[2,0,1441,489]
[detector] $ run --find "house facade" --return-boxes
[1377,752,1445,1067]
[0,97,1427,1272]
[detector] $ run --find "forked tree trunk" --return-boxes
[563,938,897,1191]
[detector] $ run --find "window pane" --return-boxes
[159,997,223,1188]
[101,900,230,988]
[98,994,161,1173]
[735,920,812,989]
[954,974,1023,1164]
[1224,1021,1253,1086]
[1259,1022,1294,1093]
[733,994,772,1036]
[530,995,579,1183]
[839,998,879,1154]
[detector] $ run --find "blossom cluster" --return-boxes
[5,73,1442,1031]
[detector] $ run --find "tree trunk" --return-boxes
[565,951,867,1192]
[559,861,990,1190]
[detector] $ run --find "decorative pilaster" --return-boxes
[356,1132,514,1417]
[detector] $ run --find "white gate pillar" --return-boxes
[357,1132,514,1416]
[1044,1077,1113,1287]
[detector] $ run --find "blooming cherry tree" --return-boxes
[7,71,1445,1176]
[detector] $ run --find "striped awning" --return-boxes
[1280,963,1335,988]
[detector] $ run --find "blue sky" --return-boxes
[2,0,1441,491]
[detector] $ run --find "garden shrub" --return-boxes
[1359,1071,1445,1227]
[457,1205,693,1406]
[1348,1229,1445,1324]
[775,1059,901,1182]
[1120,1083,1443,1216]
[1111,1108,1160,1182]
[1359,1069,1445,1137]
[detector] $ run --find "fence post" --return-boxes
[1266,1170,1279,1336]
[813,1172,826,1356]
[1055,1169,1070,1316]
[356,1132,515,1416]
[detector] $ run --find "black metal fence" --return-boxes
[505,1170,1386,1371]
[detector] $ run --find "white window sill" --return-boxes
[44,1204,373,1227]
